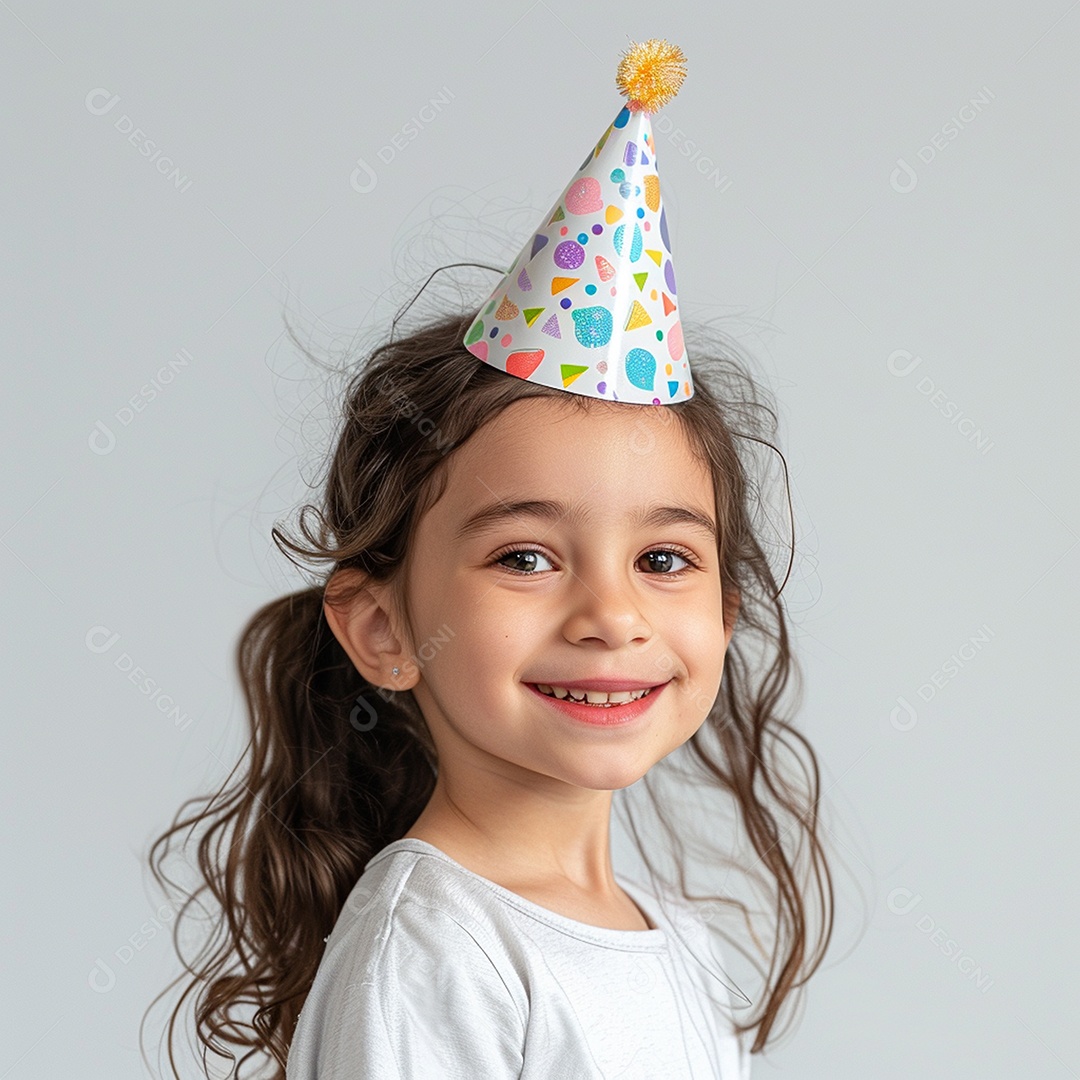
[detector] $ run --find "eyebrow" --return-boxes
[454,498,718,543]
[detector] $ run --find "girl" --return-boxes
[146,39,834,1079]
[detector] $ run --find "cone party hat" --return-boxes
[463,39,693,405]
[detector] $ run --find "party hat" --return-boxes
[463,39,693,405]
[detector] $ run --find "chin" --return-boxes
[560,763,653,792]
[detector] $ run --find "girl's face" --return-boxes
[399,396,735,794]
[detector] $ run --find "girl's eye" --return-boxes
[490,546,700,577]
[492,548,556,575]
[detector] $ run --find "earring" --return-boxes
[392,667,400,676]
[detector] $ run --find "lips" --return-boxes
[526,678,667,726]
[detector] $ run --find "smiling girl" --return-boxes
[146,39,835,1080]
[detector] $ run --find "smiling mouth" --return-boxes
[529,684,658,707]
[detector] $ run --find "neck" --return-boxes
[403,772,620,895]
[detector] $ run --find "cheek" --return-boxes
[664,607,727,696]
[441,616,526,697]
[406,566,489,657]
[462,587,544,652]
[665,594,723,647]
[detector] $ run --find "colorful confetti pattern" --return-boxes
[463,104,693,405]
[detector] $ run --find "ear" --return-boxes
[322,569,414,691]
[722,585,741,649]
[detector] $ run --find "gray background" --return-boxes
[2,1,1077,1076]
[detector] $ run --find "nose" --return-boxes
[559,560,653,648]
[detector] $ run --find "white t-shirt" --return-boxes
[286,837,751,1079]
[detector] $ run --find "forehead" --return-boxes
[430,397,714,531]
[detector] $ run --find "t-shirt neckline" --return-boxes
[368,837,670,948]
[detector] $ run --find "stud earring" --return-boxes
[392,667,400,676]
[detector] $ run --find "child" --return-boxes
[147,38,834,1079]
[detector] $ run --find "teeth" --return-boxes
[535,684,651,706]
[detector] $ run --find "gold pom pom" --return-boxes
[615,39,687,113]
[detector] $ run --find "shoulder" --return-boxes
[331,842,528,1005]
[286,844,527,1079]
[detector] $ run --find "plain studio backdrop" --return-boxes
[2,1,1076,1077]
